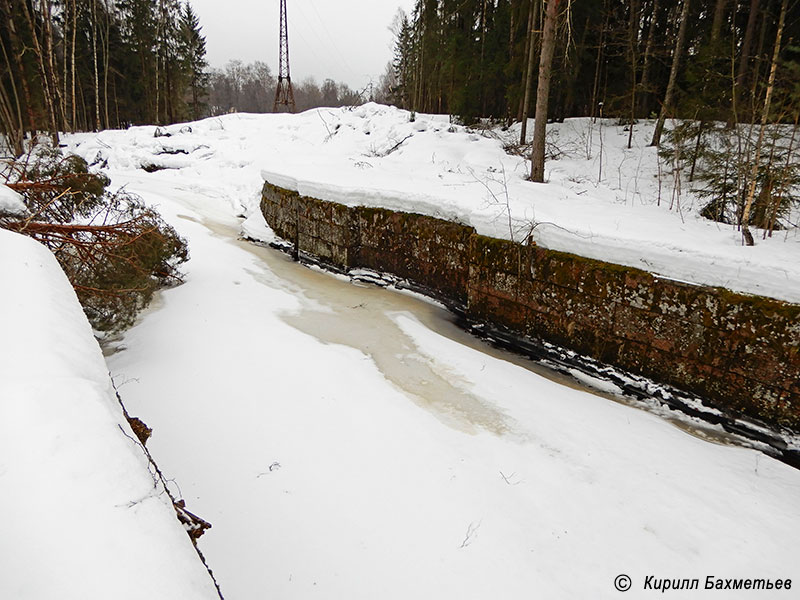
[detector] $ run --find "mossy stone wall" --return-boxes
[262,182,800,428]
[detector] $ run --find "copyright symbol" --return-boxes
[614,574,632,592]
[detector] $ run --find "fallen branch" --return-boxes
[1,152,188,332]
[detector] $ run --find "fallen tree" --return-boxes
[1,149,188,332]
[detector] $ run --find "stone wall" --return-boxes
[262,181,800,429]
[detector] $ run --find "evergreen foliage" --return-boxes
[688,123,800,234]
[387,0,800,233]
[0,0,209,152]
[179,2,209,120]
[3,0,799,239]
[388,0,800,129]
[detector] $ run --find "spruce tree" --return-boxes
[179,2,209,120]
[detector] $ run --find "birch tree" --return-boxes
[739,0,788,245]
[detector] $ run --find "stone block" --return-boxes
[470,234,521,274]
[517,279,550,314]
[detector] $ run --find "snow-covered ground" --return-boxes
[66,103,800,304]
[0,229,220,600]
[0,182,26,217]
[52,108,800,599]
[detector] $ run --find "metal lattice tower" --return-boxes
[273,0,296,113]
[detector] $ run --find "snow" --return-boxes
[0,182,26,217]
[0,229,220,600]
[50,106,800,598]
[66,104,800,304]
[54,193,798,596]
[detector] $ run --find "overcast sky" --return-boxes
[189,0,416,92]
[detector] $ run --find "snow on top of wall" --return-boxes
[64,103,800,304]
[0,228,219,600]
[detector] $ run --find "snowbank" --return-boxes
[0,183,26,217]
[67,104,799,302]
[0,228,219,600]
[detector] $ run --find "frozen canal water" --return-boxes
[105,173,800,600]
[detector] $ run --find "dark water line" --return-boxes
[259,235,800,471]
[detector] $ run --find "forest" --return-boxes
[2,0,800,242]
[0,0,367,156]
[206,60,367,115]
[0,0,211,155]
[387,0,799,128]
[383,0,800,240]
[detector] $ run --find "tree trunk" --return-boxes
[561,14,589,119]
[0,83,24,155]
[192,76,199,120]
[509,0,516,58]
[710,0,727,44]
[91,0,101,130]
[627,0,640,149]
[530,0,561,182]
[730,0,759,125]
[747,4,768,115]
[480,0,488,116]
[650,0,690,147]
[520,0,540,143]
[166,54,174,124]
[0,36,24,155]
[103,1,111,129]
[766,114,798,236]
[71,0,77,131]
[0,0,35,134]
[688,120,704,182]
[517,0,533,120]
[740,0,787,246]
[0,15,25,142]
[42,0,67,130]
[19,0,59,142]
[78,80,87,131]
[590,0,608,120]
[62,0,69,130]
[154,1,163,125]
[638,0,658,117]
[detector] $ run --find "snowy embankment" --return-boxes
[0,229,219,600]
[67,103,800,304]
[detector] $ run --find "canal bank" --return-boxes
[261,180,800,457]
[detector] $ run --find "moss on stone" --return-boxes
[259,180,800,429]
